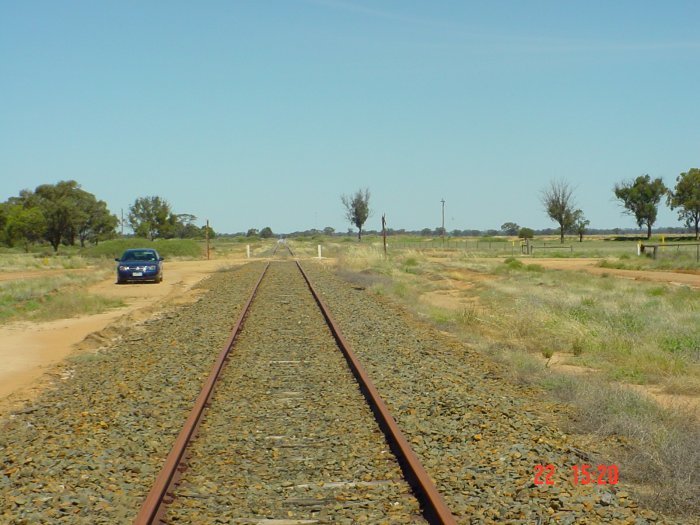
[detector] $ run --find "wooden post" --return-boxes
[205,219,210,260]
[382,214,387,258]
[440,199,445,247]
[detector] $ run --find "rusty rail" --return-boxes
[135,260,457,525]
[296,261,458,525]
[133,263,269,525]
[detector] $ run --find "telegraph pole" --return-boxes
[441,198,445,246]
[382,213,387,258]
[206,219,210,260]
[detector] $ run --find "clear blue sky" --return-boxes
[2,1,698,234]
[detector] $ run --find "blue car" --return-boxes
[115,248,164,284]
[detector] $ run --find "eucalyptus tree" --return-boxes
[570,209,590,242]
[128,196,173,240]
[614,175,667,239]
[667,168,700,240]
[341,188,371,241]
[541,180,576,243]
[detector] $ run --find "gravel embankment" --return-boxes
[302,262,674,525]
[166,261,426,523]
[0,260,678,524]
[0,263,266,524]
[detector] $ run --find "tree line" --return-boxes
[0,181,213,252]
[541,168,700,242]
[341,168,700,243]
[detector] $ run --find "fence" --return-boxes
[641,242,700,261]
[387,239,576,256]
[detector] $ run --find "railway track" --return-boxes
[135,261,456,524]
[268,240,295,258]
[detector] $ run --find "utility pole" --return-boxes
[382,213,387,258]
[206,219,210,260]
[441,198,445,246]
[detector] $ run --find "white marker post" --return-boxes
[317,245,322,258]
[246,245,250,259]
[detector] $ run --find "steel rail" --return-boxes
[296,261,458,525]
[133,262,270,525]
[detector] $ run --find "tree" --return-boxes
[341,188,371,241]
[75,194,118,246]
[201,224,216,239]
[169,214,202,239]
[128,196,172,240]
[34,180,90,251]
[570,209,590,242]
[323,226,335,236]
[667,168,700,240]
[420,228,432,236]
[541,180,576,243]
[501,222,520,236]
[4,205,46,251]
[518,227,534,239]
[260,226,273,238]
[246,228,258,237]
[1,182,116,250]
[614,175,667,239]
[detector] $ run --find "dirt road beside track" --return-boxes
[0,259,242,406]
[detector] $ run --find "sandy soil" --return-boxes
[0,258,244,411]
[532,257,700,288]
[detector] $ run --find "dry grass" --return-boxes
[0,271,122,323]
[0,253,91,271]
[333,246,700,518]
[544,374,700,517]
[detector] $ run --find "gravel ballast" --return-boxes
[1,263,266,524]
[302,262,674,525]
[0,260,677,524]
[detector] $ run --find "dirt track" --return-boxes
[531,257,700,288]
[0,259,242,407]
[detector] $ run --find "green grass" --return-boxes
[81,238,203,259]
[474,265,700,389]
[0,272,123,323]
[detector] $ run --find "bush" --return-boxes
[81,238,203,259]
[518,227,534,239]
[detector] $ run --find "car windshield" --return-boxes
[122,250,157,261]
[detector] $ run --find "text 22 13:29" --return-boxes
[534,464,619,486]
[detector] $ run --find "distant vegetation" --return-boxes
[1,168,698,247]
[82,238,203,259]
[0,182,213,253]
[128,196,214,241]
